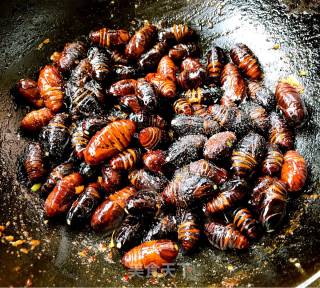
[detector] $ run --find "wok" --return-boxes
[0,0,319,286]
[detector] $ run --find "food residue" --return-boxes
[37,38,50,50]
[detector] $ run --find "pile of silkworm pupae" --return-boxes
[14,21,308,271]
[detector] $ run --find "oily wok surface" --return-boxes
[0,0,319,286]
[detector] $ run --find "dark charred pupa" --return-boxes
[269,112,294,150]
[136,80,159,113]
[68,58,93,87]
[165,134,207,169]
[87,47,111,82]
[66,182,102,227]
[40,113,71,162]
[162,174,216,208]
[79,162,100,180]
[183,86,222,105]
[128,169,168,193]
[240,102,270,134]
[113,65,138,81]
[231,133,266,178]
[171,115,220,137]
[126,189,160,218]
[139,42,168,72]
[186,159,229,185]
[114,215,145,250]
[51,41,87,72]
[68,80,105,118]
[258,179,288,232]
[247,81,275,111]
[207,104,243,132]
[143,214,178,241]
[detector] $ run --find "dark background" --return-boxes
[0,0,319,286]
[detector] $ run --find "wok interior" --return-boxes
[0,0,319,286]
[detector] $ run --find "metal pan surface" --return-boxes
[0,0,319,286]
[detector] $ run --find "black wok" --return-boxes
[0,0,319,286]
